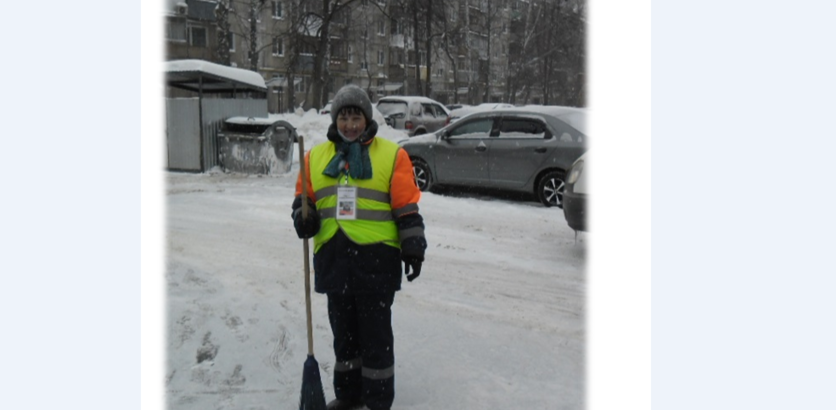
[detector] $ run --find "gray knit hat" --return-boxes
[330,84,373,124]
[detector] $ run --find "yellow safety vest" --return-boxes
[309,138,401,253]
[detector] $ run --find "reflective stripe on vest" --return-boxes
[309,138,401,252]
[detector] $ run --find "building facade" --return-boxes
[164,0,585,112]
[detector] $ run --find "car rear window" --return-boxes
[422,104,437,117]
[377,101,408,116]
[499,119,546,138]
[549,118,586,144]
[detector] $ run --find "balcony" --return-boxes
[389,34,410,48]
[329,57,349,73]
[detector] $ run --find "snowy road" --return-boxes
[165,166,586,409]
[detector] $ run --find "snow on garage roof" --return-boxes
[164,59,267,93]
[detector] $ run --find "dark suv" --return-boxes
[376,96,451,137]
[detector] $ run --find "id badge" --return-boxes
[336,186,358,220]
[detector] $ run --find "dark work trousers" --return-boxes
[327,291,396,410]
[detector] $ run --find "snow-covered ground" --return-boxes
[165,110,586,409]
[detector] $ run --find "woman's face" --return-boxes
[336,110,367,141]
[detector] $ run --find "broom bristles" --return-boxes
[299,355,327,410]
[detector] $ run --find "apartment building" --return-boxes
[164,0,585,112]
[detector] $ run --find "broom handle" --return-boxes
[298,137,315,357]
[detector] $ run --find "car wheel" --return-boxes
[537,170,566,208]
[412,160,433,191]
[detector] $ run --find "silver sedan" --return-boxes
[400,106,587,207]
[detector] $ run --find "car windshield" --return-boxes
[377,101,408,116]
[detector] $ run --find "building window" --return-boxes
[272,1,283,19]
[377,51,384,65]
[228,32,235,52]
[167,20,186,42]
[450,9,457,22]
[273,37,284,56]
[300,42,314,56]
[189,26,207,47]
[294,77,306,93]
[391,19,403,35]
[419,50,426,65]
[377,20,385,36]
[360,60,369,70]
[348,45,353,63]
[331,43,347,60]
[334,9,348,24]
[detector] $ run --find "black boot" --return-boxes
[326,398,364,410]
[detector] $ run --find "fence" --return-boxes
[165,98,267,172]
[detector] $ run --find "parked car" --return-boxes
[217,117,297,174]
[563,152,587,231]
[319,101,333,115]
[376,96,451,137]
[445,103,469,111]
[448,103,515,124]
[401,106,587,207]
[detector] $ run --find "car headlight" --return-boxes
[566,160,584,184]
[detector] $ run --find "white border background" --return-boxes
[650,1,836,410]
[2,1,145,408]
[40,0,836,409]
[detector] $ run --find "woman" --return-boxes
[292,84,427,410]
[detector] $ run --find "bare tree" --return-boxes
[527,0,586,106]
[221,0,279,72]
[505,0,543,104]
[283,0,306,111]
[214,1,232,66]
[479,0,507,102]
[420,0,446,96]
[304,0,361,110]
[438,2,464,104]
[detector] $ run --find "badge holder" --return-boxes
[336,185,357,220]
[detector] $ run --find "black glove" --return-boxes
[403,255,423,282]
[291,197,320,239]
[399,232,426,282]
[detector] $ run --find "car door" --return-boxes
[424,103,448,132]
[419,103,438,132]
[488,115,554,188]
[433,116,496,185]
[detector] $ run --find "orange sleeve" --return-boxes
[294,150,316,202]
[390,148,421,210]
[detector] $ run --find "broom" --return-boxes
[297,137,327,410]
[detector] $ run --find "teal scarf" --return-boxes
[322,141,373,180]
